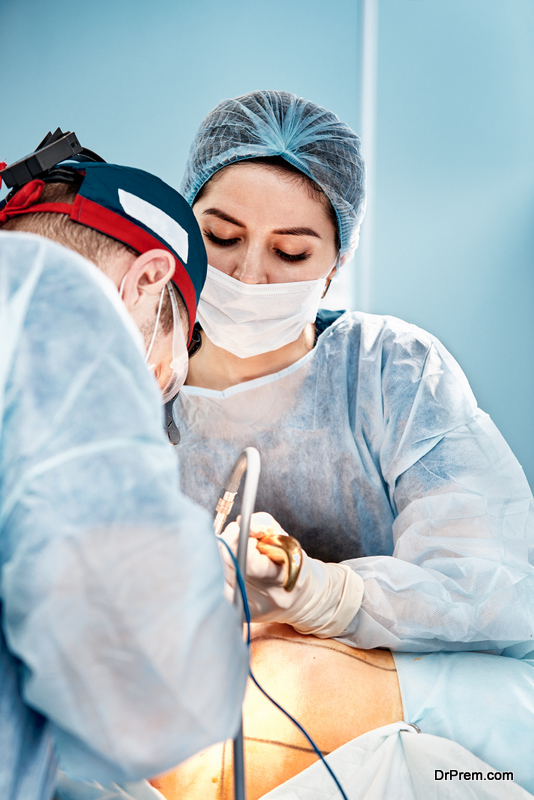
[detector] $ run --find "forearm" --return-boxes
[336,554,534,653]
[352,410,534,652]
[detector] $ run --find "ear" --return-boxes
[121,250,175,311]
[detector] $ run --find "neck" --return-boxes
[186,323,316,391]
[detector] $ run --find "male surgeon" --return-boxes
[0,134,248,800]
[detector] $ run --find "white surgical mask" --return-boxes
[119,275,188,401]
[197,265,331,359]
[161,281,189,402]
[145,286,165,366]
[119,273,164,365]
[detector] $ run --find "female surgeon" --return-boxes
[173,89,534,657]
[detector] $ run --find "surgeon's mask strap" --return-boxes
[145,287,165,365]
[119,274,165,365]
[118,276,185,445]
[161,281,189,402]
[321,256,339,299]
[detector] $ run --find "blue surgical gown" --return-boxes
[0,232,248,800]
[173,311,534,655]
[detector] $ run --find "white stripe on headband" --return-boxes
[118,188,189,264]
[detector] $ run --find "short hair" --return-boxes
[1,175,138,265]
[2,176,174,335]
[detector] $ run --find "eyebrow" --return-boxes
[273,226,321,239]
[201,208,321,239]
[201,208,245,228]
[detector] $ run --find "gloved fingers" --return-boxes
[245,536,285,583]
[237,511,289,540]
[221,516,285,582]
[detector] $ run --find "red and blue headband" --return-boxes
[0,158,206,344]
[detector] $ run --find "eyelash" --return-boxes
[204,231,311,263]
[204,231,239,247]
[274,249,310,263]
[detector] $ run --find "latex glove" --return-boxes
[219,512,364,638]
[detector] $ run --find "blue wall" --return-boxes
[370,0,534,487]
[0,0,361,186]
[1,0,532,484]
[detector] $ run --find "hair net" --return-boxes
[181,90,366,258]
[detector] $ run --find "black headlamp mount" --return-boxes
[0,128,105,199]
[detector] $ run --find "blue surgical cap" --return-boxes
[181,90,366,258]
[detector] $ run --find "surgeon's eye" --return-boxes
[204,230,240,247]
[274,248,311,263]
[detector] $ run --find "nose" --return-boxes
[230,241,268,284]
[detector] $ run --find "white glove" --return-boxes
[219,512,364,638]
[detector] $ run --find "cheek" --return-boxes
[156,364,172,390]
[203,244,234,274]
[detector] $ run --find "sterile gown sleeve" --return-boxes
[339,320,534,654]
[0,233,248,786]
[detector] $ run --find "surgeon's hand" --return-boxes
[218,513,290,608]
[219,512,365,638]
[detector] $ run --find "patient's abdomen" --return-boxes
[150,623,403,799]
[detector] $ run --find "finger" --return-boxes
[232,512,274,540]
[234,512,285,538]
[245,537,285,581]
[248,512,287,539]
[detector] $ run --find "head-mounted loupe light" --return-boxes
[0,128,105,196]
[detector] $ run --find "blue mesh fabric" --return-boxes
[181,90,366,258]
